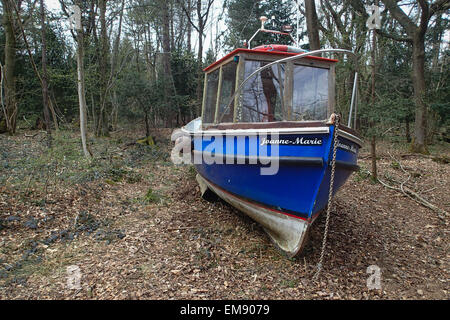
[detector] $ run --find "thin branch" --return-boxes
[382,0,418,35]
[376,28,413,43]
[417,0,430,37]
[430,0,450,16]
[176,0,201,34]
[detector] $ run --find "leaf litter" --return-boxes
[0,128,448,299]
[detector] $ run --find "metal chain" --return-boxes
[313,114,341,281]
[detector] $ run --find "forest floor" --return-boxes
[0,126,448,300]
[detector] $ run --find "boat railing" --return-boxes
[220,48,359,129]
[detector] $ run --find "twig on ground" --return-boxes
[167,226,197,231]
[422,186,437,194]
[375,154,448,222]
[377,177,447,221]
[400,153,432,159]
[24,131,46,138]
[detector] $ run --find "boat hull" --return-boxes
[188,124,361,256]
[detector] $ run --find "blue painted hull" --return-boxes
[193,126,360,222]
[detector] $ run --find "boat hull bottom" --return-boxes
[196,174,310,257]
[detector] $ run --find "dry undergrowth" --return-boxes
[0,128,448,300]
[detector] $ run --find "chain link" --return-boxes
[313,114,341,281]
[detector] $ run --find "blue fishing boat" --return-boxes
[175,18,362,257]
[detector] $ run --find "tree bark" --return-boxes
[371,136,377,181]
[73,0,90,158]
[411,33,427,153]
[431,13,442,72]
[1,0,18,134]
[97,0,110,136]
[195,0,204,116]
[187,0,192,52]
[405,117,411,143]
[77,30,90,158]
[39,0,52,146]
[160,0,177,126]
[304,0,321,52]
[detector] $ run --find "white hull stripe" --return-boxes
[182,126,363,147]
[182,126,329,136]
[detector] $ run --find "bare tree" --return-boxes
[59,0,91,157]
[177,0,215,115]
[380,0,449,153]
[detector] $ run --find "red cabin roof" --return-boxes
[203,47,338,72]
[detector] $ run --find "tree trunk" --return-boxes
[162,1,172,77]
[411,34,427,154]
[195,0,205,116]
[40,0,52,146]
[74,4,90,159]
[1,0,18,134]
[371,136,377,181]
[97,0,110,136]
[304,0,321,52]
[431,13,442,72]
[144,111,150,138]
[196,24,204,116]
[187,0,192,52]
[405,117,411,143]
[161,0,177,126]
[170,1,175,51]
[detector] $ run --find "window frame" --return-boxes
[202,56,240,128]
[288,62,332,121]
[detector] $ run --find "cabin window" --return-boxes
[217,62,237,123]
[239,60,285,122]
[291,65,329,121]
[203,69,219,124]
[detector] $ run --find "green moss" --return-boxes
[143,188,162,204]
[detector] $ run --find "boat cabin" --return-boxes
[201,47,338,129]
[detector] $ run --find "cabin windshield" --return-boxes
[240,60,285,122]
[202,55,332,125]
[291,64,329,121]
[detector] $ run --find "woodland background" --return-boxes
[0,0,448,153]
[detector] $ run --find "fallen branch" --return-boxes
[24,131,46,138]
[400,153,432,159]
[167,226,197,231]
[377,177,447,221]
[381,126,399,136]
[371,157,446,222]
[120,142,136,151]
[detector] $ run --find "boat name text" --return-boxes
[337,141,358,154]
[260,137,323,146]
